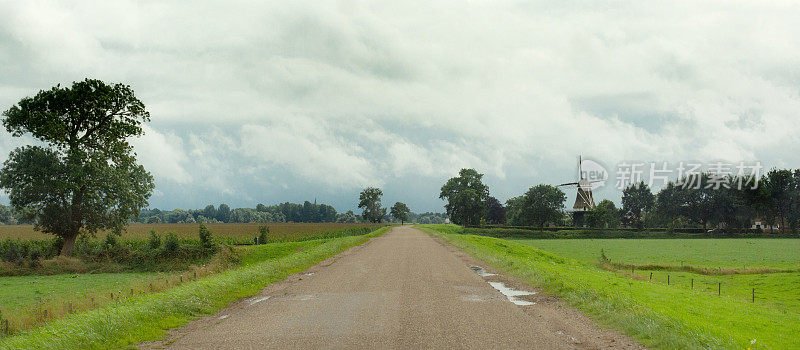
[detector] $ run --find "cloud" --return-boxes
[1,0,799,211]
[239,118,379,189]
[129,125,191,184]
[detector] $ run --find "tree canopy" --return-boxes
[439,169,489,226]
[585,199,620,228]
[486,196,506,225]
[390,202,410,224]
[621,181,655,229]
[518,184,566,230]
[0,79,155,255]
[359,187,386,223]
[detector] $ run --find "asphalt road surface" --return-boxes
[145,226,642,349]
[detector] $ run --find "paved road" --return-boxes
[150,226,641,349]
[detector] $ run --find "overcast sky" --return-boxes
[1,1,799,213]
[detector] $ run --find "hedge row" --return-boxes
[461,227,800,239]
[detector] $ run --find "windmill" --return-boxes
[558,156,602,226]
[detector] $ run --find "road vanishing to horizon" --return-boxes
[143,226,641,349]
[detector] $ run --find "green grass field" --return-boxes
[0,273,165,310]
[510,238,800,268]
[420,224,798,349]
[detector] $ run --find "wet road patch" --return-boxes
[488,281,536,306]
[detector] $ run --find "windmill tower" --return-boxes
[558,156,599,226]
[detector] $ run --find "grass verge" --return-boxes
[418,224,796,349]
[0,226,389,349]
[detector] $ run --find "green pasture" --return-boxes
[0,273,163,310]
[511,238,800,268]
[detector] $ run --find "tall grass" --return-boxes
[0,246,242,335]
[0,226,389,349]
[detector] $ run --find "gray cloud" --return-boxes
[1,0,799,212]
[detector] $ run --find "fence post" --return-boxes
[752,288,755,302]
[180,275,183,283]
[649,272,652,281]
[68,302,73,314]
[667,274,670,285]
[3,318,8,335]
[718,282,721,296]
[691,278,693,290]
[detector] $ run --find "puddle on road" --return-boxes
[218,314,229,320]
[488,281,536,306]
[470,265,497,277]
[304,272,315,276]
[248,296,271,305]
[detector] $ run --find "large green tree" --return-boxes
[390,202,410,225]
[585,199,620,228]
[486,196,506,225]
[518,184,566,230]
[439,168,489,226]
[504,196,525,226]
[358,187,386,223]
[621,181,654,229]
[0,79,155,255]
[759,169,796,233]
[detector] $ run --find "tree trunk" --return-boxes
[64,188,84,256]
[781,215,786,234]
[60,232,79,256]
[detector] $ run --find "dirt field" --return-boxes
[0,222,386,241]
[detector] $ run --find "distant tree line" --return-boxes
[136,201,338,224]
[0,199,449,226]
[0,204,34,225]
[438,167,800,233]
[406,212,449,224]
[610,169,800,233]
[439,168,567,230]
[354,187,448,224]
[129,200,449,225]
